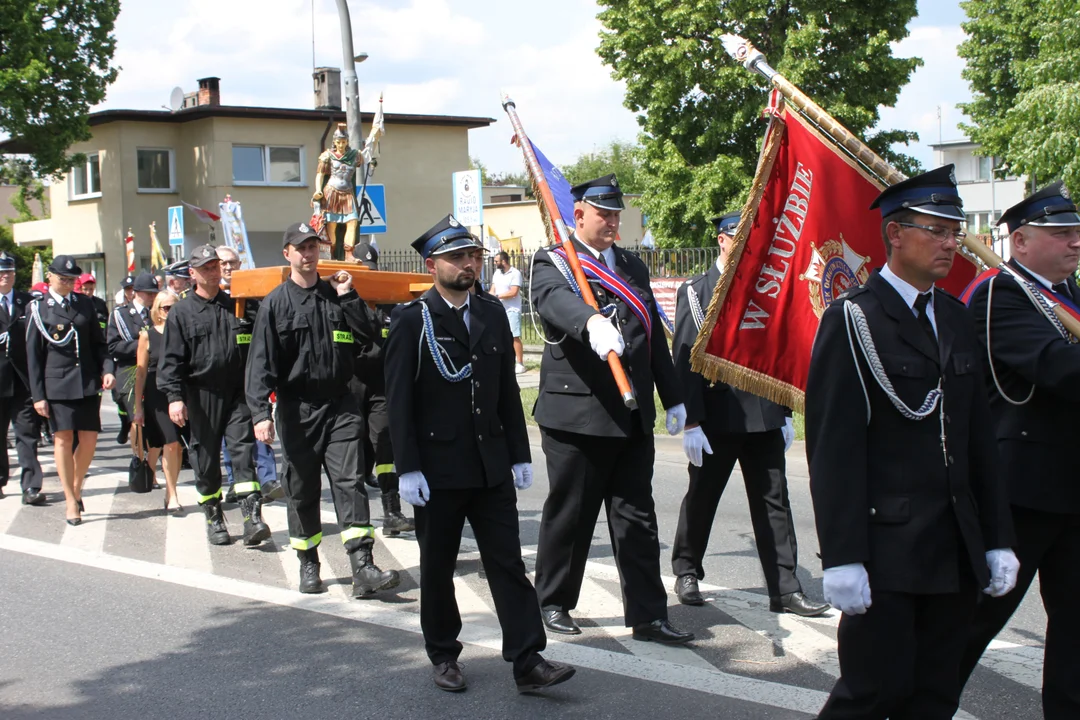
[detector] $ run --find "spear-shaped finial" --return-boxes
[720,34,776,81]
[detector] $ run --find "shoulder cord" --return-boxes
[416,299,472,383]
[842,300,943,423]
[984,275,1039,406]
[688,284,706,332]
[528,249,566,346]
[27,299,80,359]
[113,307,134,342]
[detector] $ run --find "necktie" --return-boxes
[598,251,611,269]
[1,296,8,314]
[913,292,937,345]
[455,304,468,332]
[140,307,149,323]
[1053,282,1070,298]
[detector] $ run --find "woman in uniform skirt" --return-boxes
[26,256,115,525]
[133,286,183,512]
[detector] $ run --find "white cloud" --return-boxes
[878,25,972,168]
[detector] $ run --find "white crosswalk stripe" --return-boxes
[0,442,1042,719]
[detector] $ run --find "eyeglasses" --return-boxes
[896,222,967,243]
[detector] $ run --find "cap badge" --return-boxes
[448,216,460,228]
[949,169,957,185]
[65,260,73,270]
[299,223,311,233]
[1062,186,1072,200]
[612,177,619,187]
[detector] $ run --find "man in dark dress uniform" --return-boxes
[806,166,1018,719]
[247,222,399,597]
[529,174,692,645]
[958,181,1080,718]
[158,245,269,548]
[671,213,828,617]
[107,275,152,446]
[0,253,44,505]
[385,215,574,693]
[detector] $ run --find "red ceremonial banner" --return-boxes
[691,108,977,412]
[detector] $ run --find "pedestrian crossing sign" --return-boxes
[167,206,184,246]
[356,185,387,234]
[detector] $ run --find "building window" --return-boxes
[232,145,304,186]
[70,153,101,200]
[137,148,175,192]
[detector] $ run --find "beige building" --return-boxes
[483,193,646,253]
[3,76,492,293]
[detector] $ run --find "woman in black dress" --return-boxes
[133,290,183,512]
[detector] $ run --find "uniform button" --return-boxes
[869,508,876,516]
[475,408,481,415]
[472,355,478,361]
[951,495,957,504]
[474,381,480,388]
[563,384,569,390]
[1020,431,1028,437]
[477,434,483,441]
[428,432,434,438]
[945,415,951,424]
[947,454,954,465]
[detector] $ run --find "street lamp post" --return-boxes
[333,0,365,153]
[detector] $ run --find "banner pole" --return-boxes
[501,92,638,409]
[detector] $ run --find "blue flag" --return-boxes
[529,139,576,233]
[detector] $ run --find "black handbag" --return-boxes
[128,425,154,494]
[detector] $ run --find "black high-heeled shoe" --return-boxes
[66,517,82,526]
[77,499,84,512]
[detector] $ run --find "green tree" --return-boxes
[0,0,121,179]
[0,223,51,291]
[959,0,1080,190]
[0,158,48,221]
[597,0,923,246]
[469,156,489,185]
[561,140,645,194]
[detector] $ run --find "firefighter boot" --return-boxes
[381,490,415,536]
[203,499,231,546]
[240,492,271,547]
[298,548,325,594]
[349,546,401,598]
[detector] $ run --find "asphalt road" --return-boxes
[0,392,1048,719]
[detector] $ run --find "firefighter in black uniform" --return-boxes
[806,167,1018,719]
[958,182,1080,718]
[670,212,829,617]
[351,240,414,534]
[107,275,153,447]
[247,222,399,597]
[384,215,574,693]
[0,252,44,505]
[27,255,115,526]
[529,174,691,644]
[157,244,269,548]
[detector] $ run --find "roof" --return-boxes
[0,105,495,153]
[929,138,979,149]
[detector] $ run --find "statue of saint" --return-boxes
[312,123,361,260]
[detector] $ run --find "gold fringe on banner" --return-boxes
[689,110,790,403]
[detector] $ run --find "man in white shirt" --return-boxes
[490,251,525,373]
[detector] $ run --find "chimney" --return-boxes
[313,67,342,110]
[196,77,221,107]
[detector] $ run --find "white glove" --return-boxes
[666,403,687,436]
[586,314,625,360]
[398,471,430,507]
[782,417,794,452]
[512,463,533,490]
[984,548,1020,597]
[682,426,713,467]
[823,563,871,615]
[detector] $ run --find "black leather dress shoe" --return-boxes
[433,661,466,692]
[516,659,576,693]
[22,490,46,506]
[632,619,694,645]
[770,591,830,617]
[542,608,581,635]
[675,574,704,606]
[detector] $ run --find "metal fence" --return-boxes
[375,246,721,346]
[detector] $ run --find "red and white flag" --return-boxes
[691,104,977,411]
[182,201,220,224]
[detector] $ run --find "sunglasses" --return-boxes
[161,305,175,312]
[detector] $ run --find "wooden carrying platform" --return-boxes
[229,261,433,315]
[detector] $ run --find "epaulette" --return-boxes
[834,285,870,303]
[399,298,421,310]
[934,287,967,306]
[474,291,501,306]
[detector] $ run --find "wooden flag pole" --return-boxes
[501,92,637,409]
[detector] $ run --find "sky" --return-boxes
[96,0,975,175]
